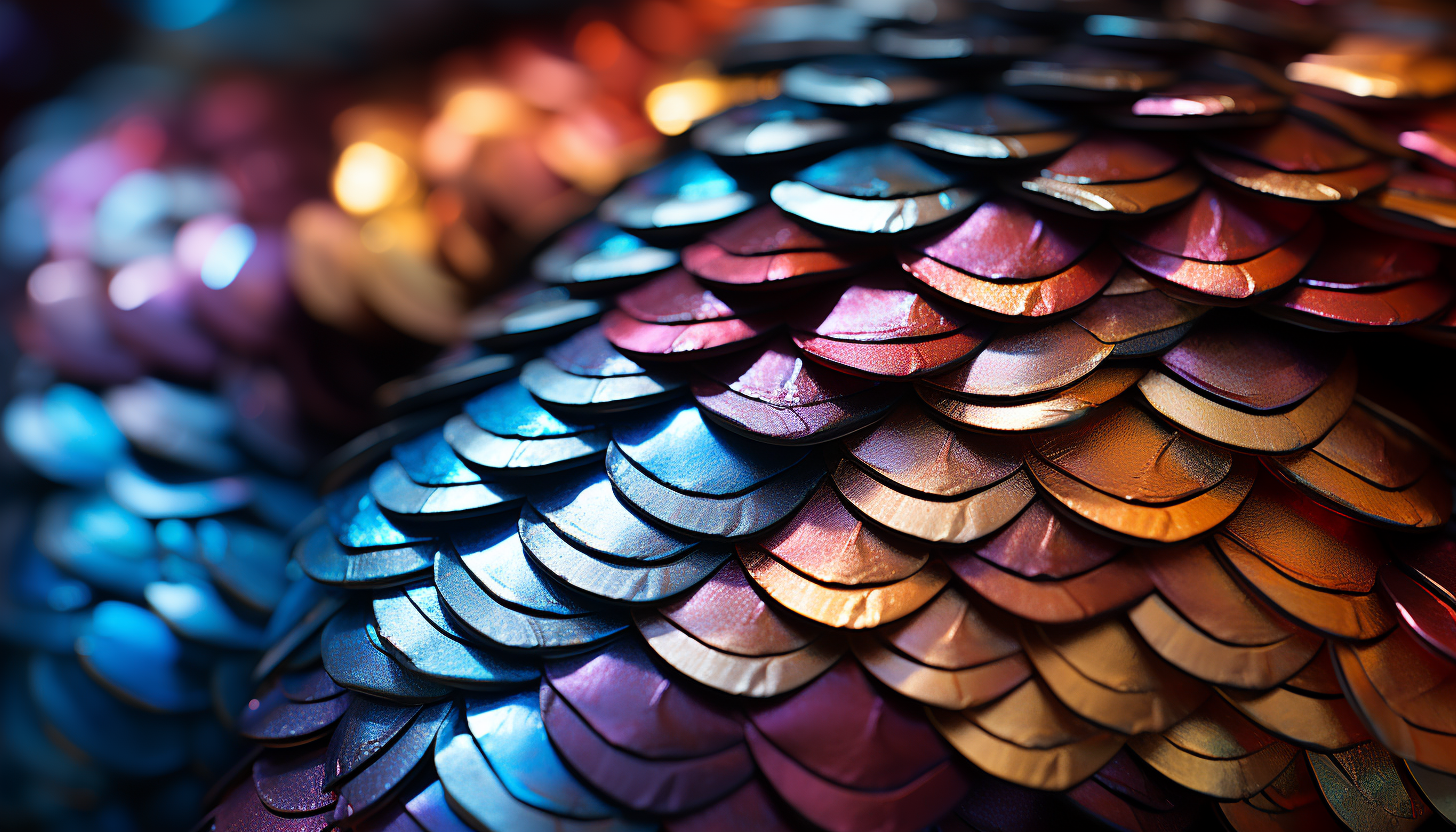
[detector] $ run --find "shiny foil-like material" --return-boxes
[28,2,1456,831]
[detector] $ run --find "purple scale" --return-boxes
[662,778,802,832]
[745,723,970,832]
[186,224,291,354]
[254,743,338,815]
[212,777,332,832]
[1121,185,1312,263]
[1158,318,1338,411]
[616,270,771,324]
[546,325,649,377]
[746,659,951,790]
[1089,750,1179,811]
[279,666,345,703]
[952,776,1084,832]
[540,683,755,813]
[19,262,146,385]
[353,802,428,832]
[238,684,351,745]
[693,339,894,442]
[105,277,221,380]
[659,558,820,656]
[543,637,743,758]
[697,339,877,406]
[1066,775,1207,832]
[974,500,1123,579]
[403,780,476,832]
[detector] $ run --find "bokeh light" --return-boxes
[332,141,415,215]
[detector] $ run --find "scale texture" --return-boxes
[14,1,1456,831]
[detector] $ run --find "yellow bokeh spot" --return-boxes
[333,142,414,215]
[441,86,525,138]
[644,71,776,137]
[645,78,726,137]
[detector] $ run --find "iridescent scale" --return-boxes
[18,2,1456,831]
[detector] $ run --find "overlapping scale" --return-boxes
[693,97,855,174]
[1108,83,1287,131]
[1197,116,1393,202]
[1138,317,1358,453]
[1012,131,1203,218]
[834,402,1033,545]
[542,637,753,814]
[2,381,324,829]
[771,144,982,235]
[1132,544,1323,691]
[692,338,896,443]
[1217,477,1395,641]
[598,151,755,242]
[1117,185,1323,303]
[684,206,871,290]
[930,676,1126,791]
[1002,45,1178,101]
[636,557,843,698]
[607,401,823,539]
[851,584,1031,710]
[603,268,780,361]
[521,325,685,415]
[943,500,1153,624]
[779,56,945,109]
[535,220,679,295]
[148,4,1456,831]
[744,659,972,832]
[789,273,991,379]
[1128,696,1298,800]
[891,94,1079,163]
[900,197,1119,318]
[1266,217,1454,330]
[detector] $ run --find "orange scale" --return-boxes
[1300,218,1440,291]
[899,244,1119,318]
[1202,117,1372,174]
[1117,217,1322,303]
[682,243,869,289]
[1043,130,1186,184]
[1196,151,1392,203]
[1221,476,1387,596]
[1269,278,1456,330]
[943,550,1153,624]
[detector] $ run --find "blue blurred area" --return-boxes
[132,0,235,29]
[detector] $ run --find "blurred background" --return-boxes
[0,1,774,829]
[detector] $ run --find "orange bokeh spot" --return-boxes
[575,20,626,71]
[630,0,701,58]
